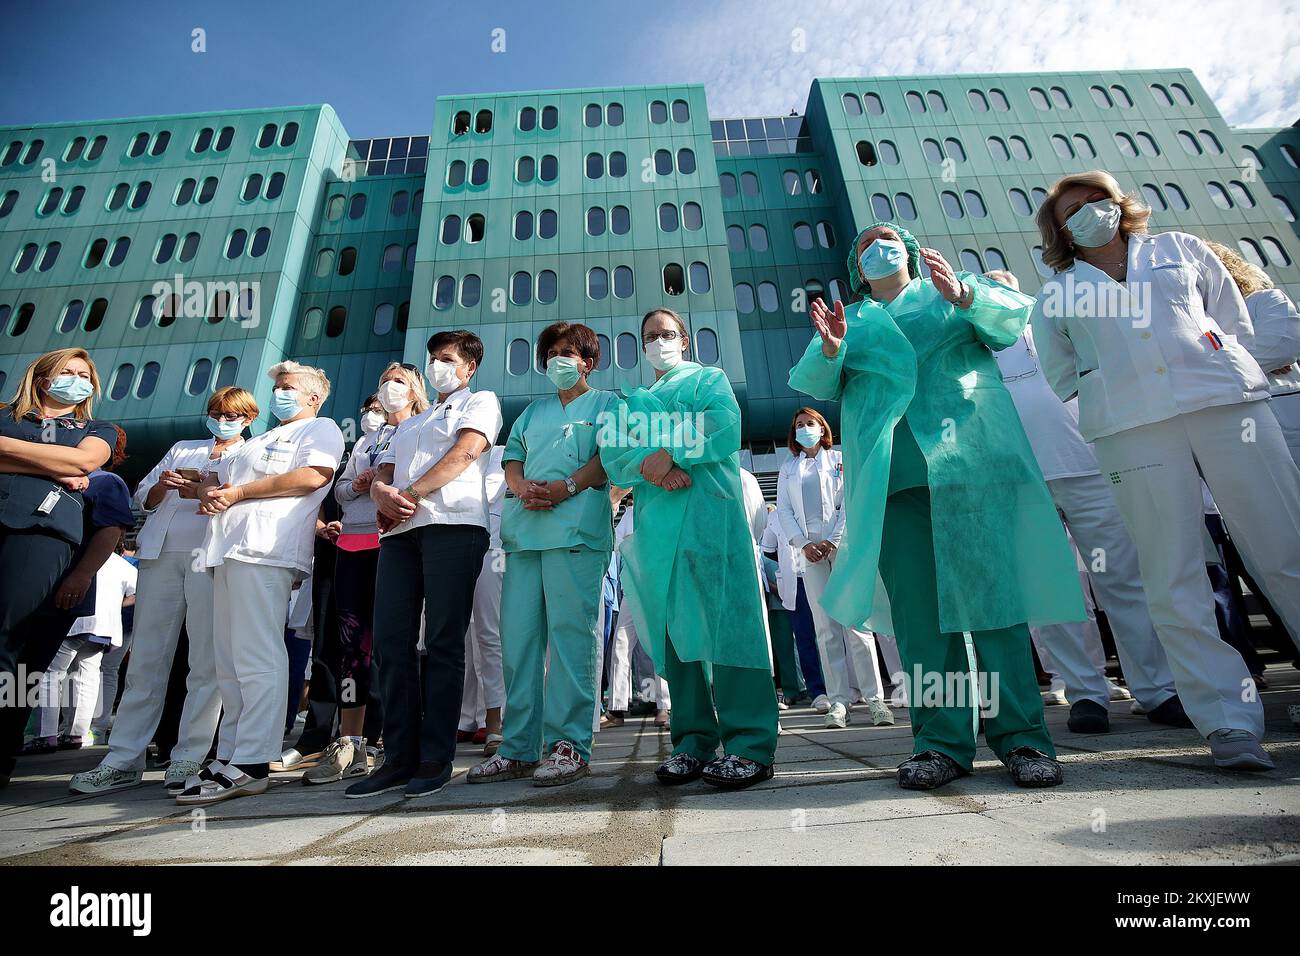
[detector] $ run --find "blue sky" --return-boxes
[2,0,1296,134]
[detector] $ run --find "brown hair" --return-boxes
[208,386,259,420]
[427,329,484,367]
[109,425,128,470]
[536,321,600,370]
[1036,170,1151,272]
[2,347,101,421]
[788,406,833,454]
[640,307,689,339]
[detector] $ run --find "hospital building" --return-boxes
[2,69,1298,484]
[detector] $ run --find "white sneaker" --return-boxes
[69,764,143,795]
[1130,700,1147,716]
[825,701,849,729]
[1042,679,1068,706]
[1106,680,1133,702]
[867,699,896,726]
[812,694,832,715]
[1208,730,1274,771]
[163,759,204,792]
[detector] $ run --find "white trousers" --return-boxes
[103,551,220,771]
[802,557,885,705]
[1037,473,1178,709]
[38,637,104,739]
[459,548,506,732]
[606,592,670,712]
[1269,392,1300,469]
[1093,402,1300,737]
[90,630,133,737]
[211,559,294,765]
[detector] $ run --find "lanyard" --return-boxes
[368,425,395,466]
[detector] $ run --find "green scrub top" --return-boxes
[500,387,617,554]
[789,273,1084,635]
[599,361,769,672]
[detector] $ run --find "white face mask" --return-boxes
[377,380,411,412]
[644,337,684,372]
[360,410,386,434]
[427,359,463,394]
[1065,199,1122,248]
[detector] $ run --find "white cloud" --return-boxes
[635,0,1300,127]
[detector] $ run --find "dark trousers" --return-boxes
[1204,515,1264,675]
[334,547,380,712]
[373,523,488,772]
[0,528,75,774]
[791,579,826,699]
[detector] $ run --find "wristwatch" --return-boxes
[403,485,423,502]
[563,476,578,497]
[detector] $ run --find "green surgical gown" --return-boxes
[599,361,769,671]
[789,274,1085,635]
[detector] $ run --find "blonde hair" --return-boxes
[379,362,430,414]
[1036,170,1151,272]
[2,347,101,421]
[208,386,259,420]
[268,360,331,404]
[1205,240,1273,298]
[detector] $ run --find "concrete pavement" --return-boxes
[2,667,1298,866]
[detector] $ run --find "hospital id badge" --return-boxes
[36,490,61,515]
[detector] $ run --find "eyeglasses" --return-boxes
[642,329,681,344]
[398,362,420,372]
[210,412,245,422]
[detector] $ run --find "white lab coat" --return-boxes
[1246,288,1300,467]
[134,438,242,559]
[993,329,1099,480]
[760,511,800,611]
[775,449,845,549]
[1031,230,1271,442]
[739,468,774,671]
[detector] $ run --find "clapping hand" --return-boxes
[811,297,847,357]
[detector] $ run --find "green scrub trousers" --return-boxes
[663,636,780,766]
[498,545,609,763]
[767,606,804,699]
[879,484,1054,770]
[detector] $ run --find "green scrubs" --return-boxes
[600,361,778,766]
[790,274,1080,767]
[498,388,616,763]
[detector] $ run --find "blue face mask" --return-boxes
[795,425,823,449]
[46,374,94,405]
[858,238,909,281]
[271,388,303,422]
[546,356,583,390]
[206,416,244,440]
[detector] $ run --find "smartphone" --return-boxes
[175,468,204,482]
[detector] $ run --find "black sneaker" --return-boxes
[1147,695,1194,729]
[1005,746,1064,788]
[701,754,774,790]
[897,750,969,790]
[404,761,452,798]
[344,763,413,799]
[1067,699,1111,734]
[655,751,705,785]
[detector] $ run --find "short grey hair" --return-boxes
[268,360,331,403]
